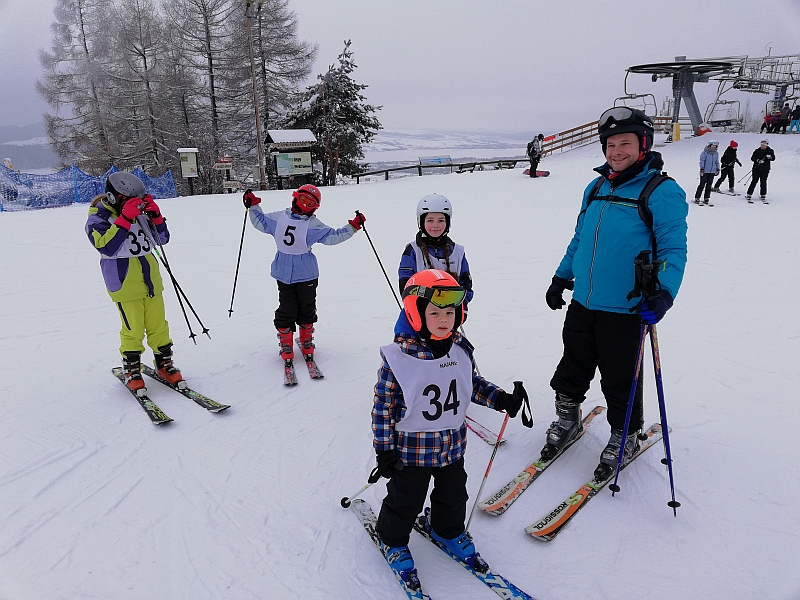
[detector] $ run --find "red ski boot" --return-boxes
[298,324,315,359]
[154,343,185,388]
[122,351,146,395]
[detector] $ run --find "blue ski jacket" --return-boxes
[554,153,688,313]
[699,149,719,173]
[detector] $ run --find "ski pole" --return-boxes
[649,324,681,515]
[228,208,249,317]
[140,215,211,340]
[609,323,648,495]
[738,171,752,184]
[340,481,376,508]
[466,381,521,532]
[357,210,402,309]
[137,215,198,343]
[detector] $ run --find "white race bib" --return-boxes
[275,210,311,255]
[381,343,472,433]
[109,216,154,258]
[412,242,464,276]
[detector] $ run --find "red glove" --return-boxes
[348,212,366,231]
[243,189,261,208]
[141,194,164,224]
[115,197,142,229]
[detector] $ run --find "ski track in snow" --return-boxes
[1,133,799,599]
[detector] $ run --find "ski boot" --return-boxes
[760,195,768,204]
[298,323,315,362]
[702,197,710,205]
[746,194,753,203]
[593,428,641,481]
[154,343,185,389]
[421,509,488,573]
[693,196,701,204]
[277,327,294,362]
[539,394,582,461]
[728,187,735,194]
[381,543,422,590]
[122,351,146,396]
[711,186,720,192]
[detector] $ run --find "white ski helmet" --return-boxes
[416,193,452,232]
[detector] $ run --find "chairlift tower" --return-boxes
[627,57,736,135]
[626,54,800,135]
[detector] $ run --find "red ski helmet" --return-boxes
[291,184,321,214]
[729,140,738,148]
[402,269,465,340]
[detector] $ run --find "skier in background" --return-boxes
[694,140,719,205]
[372,269,529,587]
[85,172,184,393]
[712,140,742,194]
[788,104,800,133]
[745,140,775,203]
[243,185,366,378]
[526,133,544,177]
[394,193,473,335]
[543,107,688,481]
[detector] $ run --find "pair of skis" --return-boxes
[476,407,665,541]
[284,337,324,386]
[352,499,535,600]
[112,365,229,425]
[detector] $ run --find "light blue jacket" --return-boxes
[555,154,688,313]
[249,207,356,283]
[699,149,719,173]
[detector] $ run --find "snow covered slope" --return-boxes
[1,133,798,600]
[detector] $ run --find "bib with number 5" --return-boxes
[381,343,472,433]
[275,210,311,255]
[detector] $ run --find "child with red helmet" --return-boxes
[371,269,531,586]
[242,184,366,380]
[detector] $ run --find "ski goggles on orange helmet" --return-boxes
[402,283,466,308]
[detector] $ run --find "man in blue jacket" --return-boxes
[542,107,688,481]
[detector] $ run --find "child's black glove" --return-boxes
[494,381,533,428]
[368,450,403,483]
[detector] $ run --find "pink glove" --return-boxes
[115,197,142,229]
[348,212,366,231]
[141,194,163,224]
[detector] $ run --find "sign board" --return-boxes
[419,156,452,167]
[213,163,234,171]
[217,155,233,164]
[178,149,199,178]
[222,180,242,189]
[275,152,312,177]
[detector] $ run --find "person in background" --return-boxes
[788,104,800,133]
[712,141,742,194]
[694,140,719,205]
[745,139,775,204]
[527,134,544,178]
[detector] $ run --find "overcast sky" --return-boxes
[1,0,799,134]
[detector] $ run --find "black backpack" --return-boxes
[582,172,673,259]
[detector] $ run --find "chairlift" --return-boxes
[705,100,743,132]
[615,72,658,116]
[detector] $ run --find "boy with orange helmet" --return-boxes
[370,269,531,588]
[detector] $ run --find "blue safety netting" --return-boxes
[0,164,177,212]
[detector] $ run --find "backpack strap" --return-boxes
[581,172,672,259]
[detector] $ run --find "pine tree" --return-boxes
[284,40,381,186]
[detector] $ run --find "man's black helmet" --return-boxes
[598,107,654,153]
[105,172,146,207]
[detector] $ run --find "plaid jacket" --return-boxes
[372,332,502,468]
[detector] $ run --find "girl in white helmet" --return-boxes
[394,194,473,335]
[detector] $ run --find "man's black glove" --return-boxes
[494,381,533,428]
[545,276,574,310]
[368,450,403,483]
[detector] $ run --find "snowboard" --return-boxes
[523,169,550,177]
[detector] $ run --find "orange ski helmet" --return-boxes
[292,184,321,214]
[402,269,466,339]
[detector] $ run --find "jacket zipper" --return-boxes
[585,188,612,308]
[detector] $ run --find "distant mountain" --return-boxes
[0,122,60,171]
